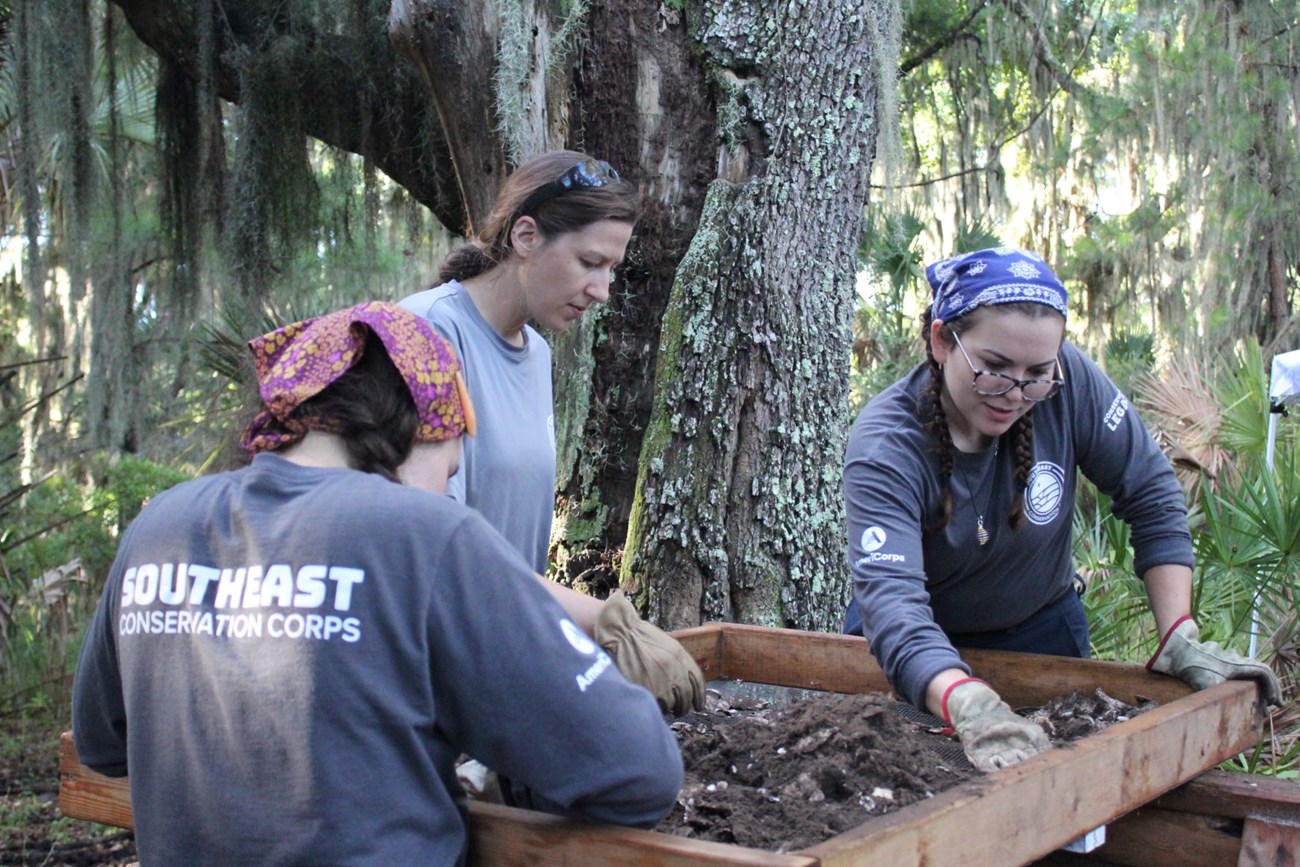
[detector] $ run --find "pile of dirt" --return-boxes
[656,690,973,852]
[9,686,1152,864]
[656,684,1152,853]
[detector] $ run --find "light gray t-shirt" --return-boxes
[844,341,1194,708]
[72,454,682,866]
[401,281,556,572]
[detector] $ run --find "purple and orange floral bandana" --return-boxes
[239,301,476,455]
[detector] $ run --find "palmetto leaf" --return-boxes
[1134,360,1233,487]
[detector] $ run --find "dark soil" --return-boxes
[1,687,1151,864]
[655,684,1154,853]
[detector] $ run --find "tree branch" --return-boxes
[899,1,990,77]
[110,0,467,232]
[1001,0,1088,99]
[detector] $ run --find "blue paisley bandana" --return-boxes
[927,247,1068,323]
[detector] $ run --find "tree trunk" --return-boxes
[112,0,895,631]
[621,2,891,631]
[549,0,716,598]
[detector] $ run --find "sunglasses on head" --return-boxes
[517,160,620,217]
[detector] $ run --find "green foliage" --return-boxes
[1212,339,1271,459]
[852,211,928,412]
[952,219,1002,255]
[5,456,188,582]
[1074,485,1147,662]
[888,0,1300,357]
[0,453,188,719]
[1222,739,1300,779]
[1074,347,1300,774]
[862,210,927,292]
[1194,460,1300,642]
[1099,329,1154,398]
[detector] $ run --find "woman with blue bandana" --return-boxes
[841,247,1281,773]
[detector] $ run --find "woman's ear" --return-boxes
[929,319,952,364]
[509,215,542,258]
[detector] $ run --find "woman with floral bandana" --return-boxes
[841,248,1281,774]
[71,302,684,865]
[400,151,703,718]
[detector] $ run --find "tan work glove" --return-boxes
[592,590,706,717]
[1147,616,1283,707]
[942,678,1052,772]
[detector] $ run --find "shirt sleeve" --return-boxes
[844,419,969,710]
[1062,344,1194,577]
[71,552,130,776]
[424,511,683,827]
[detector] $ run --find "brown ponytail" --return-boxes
[438,149,639,284]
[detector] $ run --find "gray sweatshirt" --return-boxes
[73,454,682,865]
[844,342,1193,708]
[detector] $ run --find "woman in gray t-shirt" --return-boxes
[401,150,703,717]
[402,150,636,576]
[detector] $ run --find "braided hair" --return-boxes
[923,303,1057,533]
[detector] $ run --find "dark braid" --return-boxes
[922,309,958,531]
[1008,412,1033,529]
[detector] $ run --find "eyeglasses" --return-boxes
[950,331,1063,402]
[517,160,620,216]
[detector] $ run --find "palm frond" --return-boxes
[1134,358,1233,487]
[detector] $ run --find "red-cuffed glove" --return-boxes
[942,678,1052,772]
[1147,616,1283,707]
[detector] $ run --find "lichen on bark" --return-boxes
[621,0,896,631]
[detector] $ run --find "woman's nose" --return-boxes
[587,272,612,303]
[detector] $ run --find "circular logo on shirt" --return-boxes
[860,526,887,552]
[560,619,599,655]
[1025,461,1066,525]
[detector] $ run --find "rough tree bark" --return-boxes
[113,0,896,630]
[621,4,888,630]
[548,2,718,600]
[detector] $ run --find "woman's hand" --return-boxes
[1147,617,1283,707]
[941,677,1052,772]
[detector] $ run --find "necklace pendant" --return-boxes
[975,516,990,547]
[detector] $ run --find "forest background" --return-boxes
[0,0,1297,852]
